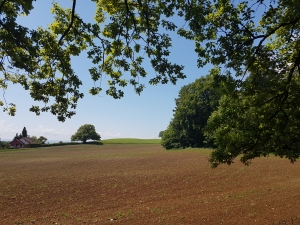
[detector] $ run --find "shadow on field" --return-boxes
[30,141,103,148]
[85,141,103,145]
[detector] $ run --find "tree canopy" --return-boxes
[1,0,300,166]
[205,69,300,167]
[161,70,233,149]
[71,124,101,143]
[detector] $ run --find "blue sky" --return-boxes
[0,0,212,141]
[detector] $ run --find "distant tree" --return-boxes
[38,136,48,144]
[13,133,19,141]
[12,127,28,141]
[29,135,48,144]
[71,124,101,143]
[158,131,164,138]
[30,136,39,144]
[12,133,23,140]
[22,127,28,137]
[0,138,9,149]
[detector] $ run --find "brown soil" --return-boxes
[0,144,300,225]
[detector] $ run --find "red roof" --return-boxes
[10,137,34,148]
[10,139,24,148]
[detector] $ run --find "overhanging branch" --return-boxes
[0,0,7,13]
[58,0,77,45]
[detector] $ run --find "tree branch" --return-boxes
[58,0,76,45]
[136,0,151,39]
[254,15,300,56]
[124,0,138,32]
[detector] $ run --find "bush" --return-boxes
[0,141,10,149]
[161,128,181,150]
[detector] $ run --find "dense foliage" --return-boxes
[1,0,300,166]
[205,70,300,167]
[71,124,101,143]
[161,71,233,149]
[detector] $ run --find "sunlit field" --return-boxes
[1,143,300,224]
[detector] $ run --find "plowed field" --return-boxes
[1,144,300,224]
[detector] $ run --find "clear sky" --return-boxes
[0,0,212,141]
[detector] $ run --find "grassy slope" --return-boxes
[101,138,161,144]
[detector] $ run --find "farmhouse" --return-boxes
[10,137,34,148]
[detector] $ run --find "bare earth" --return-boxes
[0,144,300,225]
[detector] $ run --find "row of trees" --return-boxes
[1,0,300,167]
[13,127,28,140]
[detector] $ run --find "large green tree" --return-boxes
[161,70,233,149]
[1,0,300,165]
[205,70,300,167]
[71,124,101,143]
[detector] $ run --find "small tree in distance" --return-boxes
[71,124,101,143]
[22,127,28,137]
[158,131,164,138]
[30,135,48,144]
[38,136,48,144]
[30,136,38,143]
